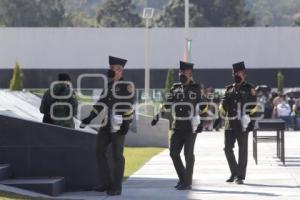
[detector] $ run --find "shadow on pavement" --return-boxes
[244,183,300,189]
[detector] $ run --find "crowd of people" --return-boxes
[257,89,300,130]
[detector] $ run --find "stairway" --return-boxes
[0,164,65,196]
[0,164,11,180]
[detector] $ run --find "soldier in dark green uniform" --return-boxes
[219,61,257,185]
[40,73,78,128]
[80,56,134,196]
[152,61,208,190]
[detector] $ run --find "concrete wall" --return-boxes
[1,68,300,89]
[0,27,300,69]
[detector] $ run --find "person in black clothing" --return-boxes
[80,56,134,196]
[219,61,257,185]
[152,61,208,190]
[40,73,78,128]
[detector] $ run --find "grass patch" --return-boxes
[124,147,165,180]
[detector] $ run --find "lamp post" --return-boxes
[185,0,189,40]
[184,0,191,62]
[142,8,154,102]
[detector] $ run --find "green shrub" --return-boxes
[164,68,174,93]
[277,71,284,93]
[9,62,23,91]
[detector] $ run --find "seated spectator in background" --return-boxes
[288,94,296,110]
[40,73,78,128]
[257,90,272,119]
[264,98,273,119]
[293,98,300,130]
[270,92,279,104]
[274,95,293,130]
[272,96,281,118]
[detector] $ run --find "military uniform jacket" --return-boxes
[91,78,134,135]
[221,81,257,131]
[164,81,207,132]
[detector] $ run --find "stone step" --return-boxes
[0,177,65,196]
[0,164,11,180]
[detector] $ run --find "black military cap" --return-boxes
[232,61,246,73]
[180,61,194,70]
[58,73,71,81]
[109,56,127,67]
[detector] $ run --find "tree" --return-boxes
[155,0,254,27]
[277,71,284,93]
[294,12,300,26]
[198,0,255,27]
[9,62,23,91]
[96,0,142,27]
[0,0,70,27]
[249,0,300,26]
[155,0,182,27]
[66,13,97,27]
[37,0,67,27]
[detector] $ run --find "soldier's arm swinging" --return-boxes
[151,85,174,126]
[195,85,209,133]
[80,90,107,128]
[213,87,229,129]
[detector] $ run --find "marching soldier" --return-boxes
[80,56,134,196]
[152,61,208,190]
[219,61,257,184]
[40,73,78,128]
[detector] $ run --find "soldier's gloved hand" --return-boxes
[195,123,203,134]
[80,116,93,128]
[246,122,255,132]
[151,114,160,126]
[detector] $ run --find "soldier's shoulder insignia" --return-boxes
[172,83,181,89]
[127,84,133,93]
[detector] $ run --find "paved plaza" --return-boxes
[2,130,299,200]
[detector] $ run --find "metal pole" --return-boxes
[184,0,189,40]
[144,19,150,101]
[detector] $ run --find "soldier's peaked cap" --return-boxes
[109,56,127,67]
[232,61,246,73]
[180,61,194,70]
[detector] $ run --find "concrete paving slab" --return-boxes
[1,130,300,200]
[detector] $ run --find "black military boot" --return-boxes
[174,181,184,188]
[226,175,236,183]
[177,184,192,190]
[235,178,244,185]
[92,185,110,192]
[106,189,122,196]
